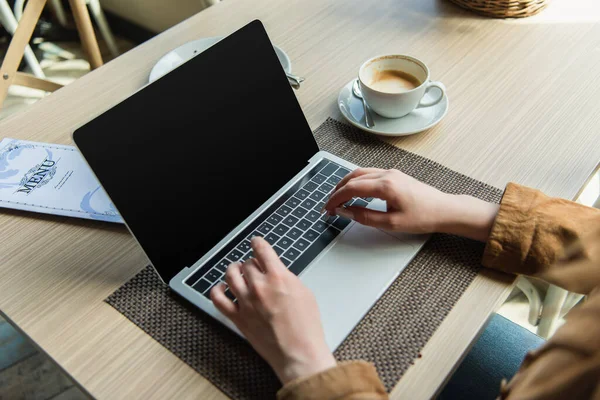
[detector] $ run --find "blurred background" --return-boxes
[0,0,218,120]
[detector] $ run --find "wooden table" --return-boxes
[1,0,599,398]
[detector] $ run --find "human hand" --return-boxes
[210,237,336,384]
[323,168,499,242]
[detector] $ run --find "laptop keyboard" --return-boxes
[185,159,373,301]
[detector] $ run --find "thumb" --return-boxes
[334,206,393,230]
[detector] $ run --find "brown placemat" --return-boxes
[106,118,503,399]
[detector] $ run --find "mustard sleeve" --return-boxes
[277,361,388,400]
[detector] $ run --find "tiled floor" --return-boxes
[0,316,89,400]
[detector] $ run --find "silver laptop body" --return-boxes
[73,20,428,351]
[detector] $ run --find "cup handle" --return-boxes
[417,81,446,108]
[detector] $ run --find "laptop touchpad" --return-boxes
[300,222,424,350]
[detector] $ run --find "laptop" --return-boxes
[73,20,428,350]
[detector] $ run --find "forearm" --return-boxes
[435,194,500,242]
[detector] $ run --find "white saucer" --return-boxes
[149,37,292,83]
[338,79,449,136]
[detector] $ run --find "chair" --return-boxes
[0,0,116,109]
[13,0,120,59]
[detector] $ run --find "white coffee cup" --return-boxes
[358,55,446,118]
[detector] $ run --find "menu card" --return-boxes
[0,138,123,223]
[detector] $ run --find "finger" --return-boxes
[241,258,266,291]
[251,236,285,274]
[225,262,250,299]
[336,172,385,188]
[325,180,387,213]
[324,172,384,211]
[334,168,383,192]
[210,282,238,318]
[335,206,394,230]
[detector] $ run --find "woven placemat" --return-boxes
[106,118,503,399]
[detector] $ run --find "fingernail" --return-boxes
[335,207,354,220]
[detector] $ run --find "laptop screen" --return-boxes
[73,20,319,282]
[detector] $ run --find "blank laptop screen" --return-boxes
[73,21,319,282]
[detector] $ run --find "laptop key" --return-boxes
[239,253,252,263]
[275,204,293,217]
[320,214,337,224]
[215,259,230,273]
[334,167,351,178]
[240,251,254,263]
[326,175,342,185]
[282,215,299,227]
[352,198,369,208]
[296,189,310,200]
[193,278,212,294]
[264,232,281,245]
[292,207,309,219]
[237,240,251,253]
[303,229,320,242]
[300,199,316,210]
[315,201,326,211]
[318,182,334,193]
[285,197,302,209]
[273,224,290,236]
[320,163,339,176]
[283,248,300,261]
[306,210,321,222]
[309,191,325,202]
[293,238,310,251]
[296,219,312,231]
[205,269,222,283]
[228,249,244,262]
[281,258,292,267]
[267,214,283,225]
[273,246,285,256]
[277,236,293,249]
[288,227,303,239]
[311,174,327,184]
[289,227,340,276]
[312,220,328,233]
[332,216,352,231]
[257,222,274,235]
[247,231,263,240]
[303,181,319,192]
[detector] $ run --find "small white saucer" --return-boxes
[338,79,449,136]
[149,37,292,83]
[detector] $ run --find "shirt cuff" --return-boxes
[277,361,387,400]
[482,182,545,275]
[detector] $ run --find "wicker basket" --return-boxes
[448,0,548,18]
